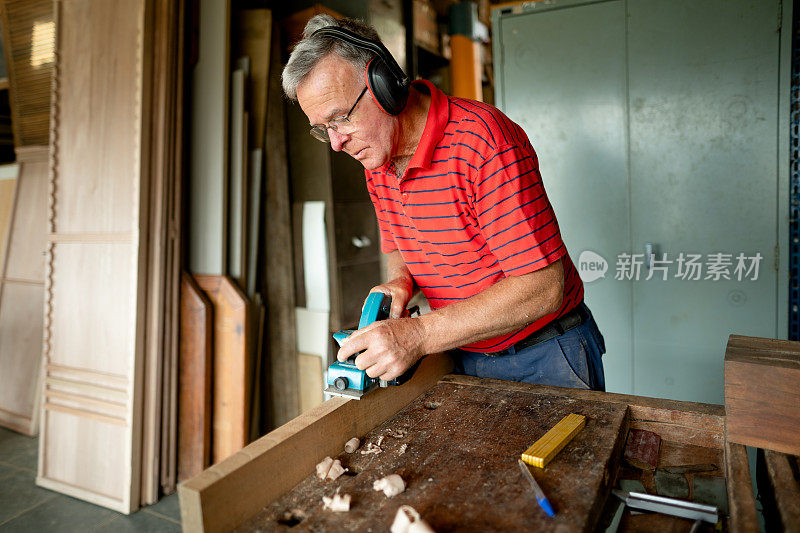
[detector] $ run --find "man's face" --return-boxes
[296,54,398,170]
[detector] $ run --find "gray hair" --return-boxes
[281,14,381,101]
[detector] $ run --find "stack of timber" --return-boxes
[140,0,187,504]
[37,0,185,513]
[0,0,54,435]
[181,7,299,484]
[180,353,762,532]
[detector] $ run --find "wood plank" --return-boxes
[178,352,454,533]
[725,441,759,533]
[227,67,246,288]
[143,0,185,501]
[193,274,251,463]
[0,149,47,435]
[37,0,153,513]
[0,166,17,271]
[178,273,213,482]
[245,149,262,299]
[724,334,800,455]
[2,150,47,281]
[262,22,298,429]
[188,0,229,275]
[297,353,324,413]
[762,450,800,532]
[239,382,629,532]
[233,9,270,151]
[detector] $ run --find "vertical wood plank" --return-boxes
[724,440,759,533]
[194,274,251,463]
[38,0,151,513]
[0,148,47,435]
[178,273,213,482]
[188,0,229,275]
[263,22,298,430]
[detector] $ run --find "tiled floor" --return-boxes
[0,427,182,532]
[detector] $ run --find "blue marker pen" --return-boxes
[518,459,556,517]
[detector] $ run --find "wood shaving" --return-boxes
[315,457,334,479]
[376,435,385,447]
[360,442,382,455]
[373,474,405,497]
[391,505,435,533]
[316,456,347,480]
[344,437,360,453]
[326,459,346,481]
[321,491,351,512]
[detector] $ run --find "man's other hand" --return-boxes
[366,276,413,319]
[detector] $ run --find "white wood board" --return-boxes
[38,0,149,514]
[189,0,230,275]
[0,148,48,435]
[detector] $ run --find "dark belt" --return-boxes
[482,303,589,357]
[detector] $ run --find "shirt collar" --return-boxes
[406,79,449,172]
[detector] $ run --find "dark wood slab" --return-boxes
[236,382,628,532]
[724,335,800,455]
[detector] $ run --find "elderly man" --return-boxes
[282,15,606,390]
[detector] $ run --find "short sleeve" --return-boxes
[473,144,566,275]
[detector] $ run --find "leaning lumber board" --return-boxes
[724,334,800,455]
[724,440,759,533]
[178,273,213,482]
[0,147,47,435]
[188,0,230,275]
[193,274,250,464]
[263,22,299,429]
[178,352,454,533]
[762,450,800,532]
[233,9,270,151]
[38,0,154,513]
[0,165,17,270]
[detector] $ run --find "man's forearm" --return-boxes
[386,249,414,288]
[417,259,565,354]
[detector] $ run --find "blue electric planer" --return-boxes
[326,292,420,400]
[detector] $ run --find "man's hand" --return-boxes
[336,317,426,381]
[366,277,413,319]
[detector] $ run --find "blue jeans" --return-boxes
[451,303,606,391]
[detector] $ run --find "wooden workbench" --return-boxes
[179,354,758,532]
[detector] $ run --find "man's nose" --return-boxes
[329,128,348,152]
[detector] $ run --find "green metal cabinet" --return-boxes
[492,0,790,403]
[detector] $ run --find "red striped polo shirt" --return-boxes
[365,80,584,352]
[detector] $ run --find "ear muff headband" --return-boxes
[311,26,410,115]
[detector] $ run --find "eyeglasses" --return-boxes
[309,86,368,143]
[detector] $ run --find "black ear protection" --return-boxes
[310,26,410,116]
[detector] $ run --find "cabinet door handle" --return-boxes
[645,242,654,270]
[352,235,372,248]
